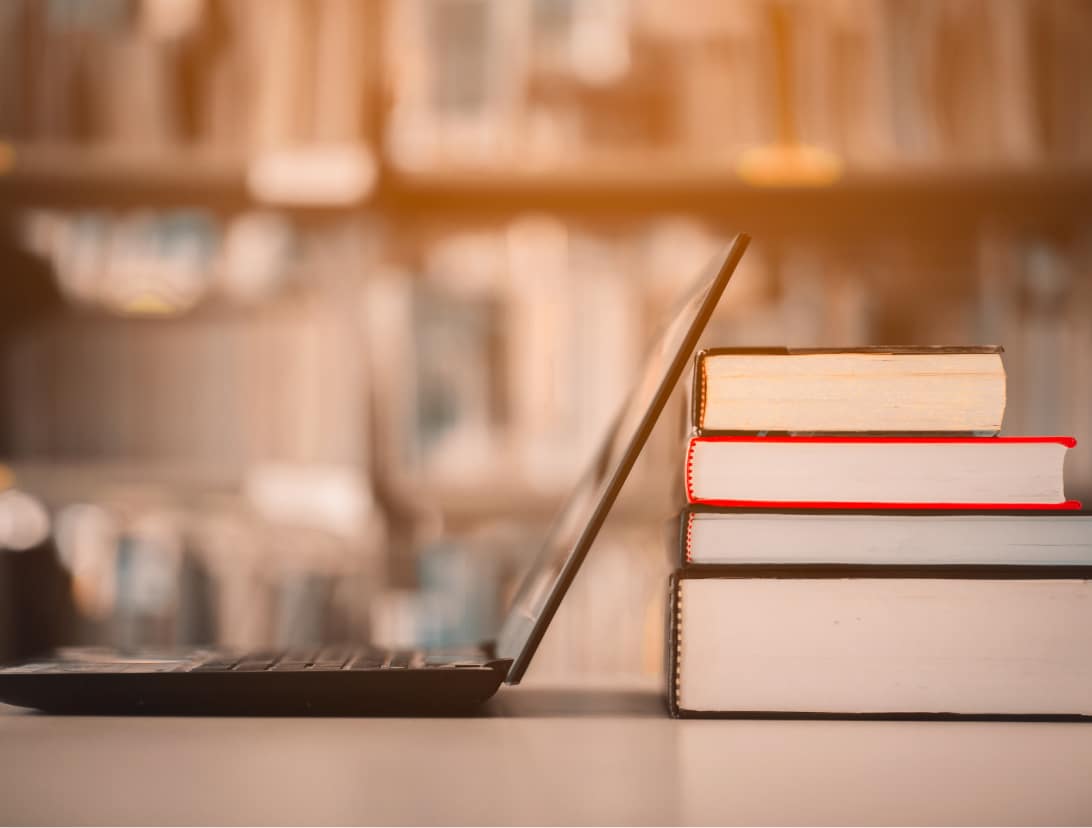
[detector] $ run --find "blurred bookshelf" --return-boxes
[1,0,1092,679]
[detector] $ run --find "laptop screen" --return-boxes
[497,234,750,682]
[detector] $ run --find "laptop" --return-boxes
[0,234,750,715]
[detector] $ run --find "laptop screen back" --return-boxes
[497,234,750,682]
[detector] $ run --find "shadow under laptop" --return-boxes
[4,688,671,718]
[480,688,668,718]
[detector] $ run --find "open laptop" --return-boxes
[0,234,750,715]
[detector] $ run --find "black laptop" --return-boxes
[0,235,750,715]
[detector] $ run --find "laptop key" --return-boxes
[190,657,242,672]
[270,659,313,672]
[346,652,386,670]
[309,656,350,671]
[232,658,279,672]
[387,650,422,669]
[65,662,132,672]
[0,663,52,674]
[117,662,191,673]
[309,645,356,670]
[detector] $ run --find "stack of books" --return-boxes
[668,347,1092,718]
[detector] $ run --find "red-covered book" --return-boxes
[684,435,1080,510]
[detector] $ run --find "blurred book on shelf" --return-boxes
[381,0,1092,175]
[1,0,1089,189]
[364,220,641,499]
[0,0,374,154]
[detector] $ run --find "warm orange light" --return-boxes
[736,144,843,188]
[0,142,15,175]
[116,293,185,317]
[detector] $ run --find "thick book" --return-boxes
[679,507,1092,566]
[684,435,1079,509]
[668,567,1092,718]
[692,346,1005,434]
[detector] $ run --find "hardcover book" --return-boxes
[678,506,1092,566]
[692,346,1006,435]
[668,567,1092,718]
[684,435,1079,509]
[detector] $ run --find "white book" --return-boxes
[693,347,1006,435]
[681,509,1092,566]
[670,574,1092,716]
[685,436,1076,509]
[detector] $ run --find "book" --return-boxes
[692,347,1006,434]
[668,568,1092,717]
[684,435,1079,510]
[679,506,1092,566]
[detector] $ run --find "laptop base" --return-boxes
[0,648,511,716]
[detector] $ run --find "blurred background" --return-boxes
[0,0,1090,683]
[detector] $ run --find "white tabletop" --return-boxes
[2,688,1091,826]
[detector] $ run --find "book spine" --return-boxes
[690,350,707,432]
[684,438,697,503]
[667,571,682,718]
[670,508,694,568]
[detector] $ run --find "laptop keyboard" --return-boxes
[0,647,492,674]
[190,647,422,672]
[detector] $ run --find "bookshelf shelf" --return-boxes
[5,146,1091,233]
[0,145,384,218]
[0,146,253,212]
[377,162,1092,230]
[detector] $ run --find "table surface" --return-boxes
[2,687,1092,826]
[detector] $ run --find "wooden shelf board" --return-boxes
[0,145,251,212]
[376,161,1092,230]
[2,145,1091,230]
